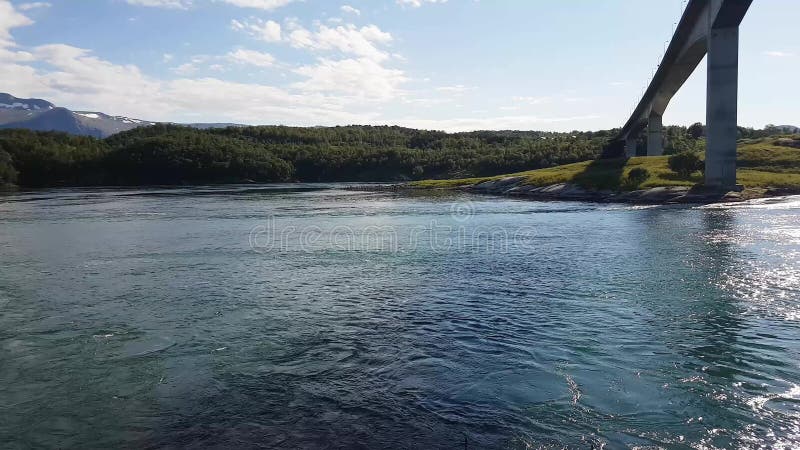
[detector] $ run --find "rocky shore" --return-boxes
[460,177,796,204]
[346,178,799,205]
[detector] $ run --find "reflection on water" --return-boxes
[0,186,799,449]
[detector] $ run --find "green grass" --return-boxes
[411,136,800,191]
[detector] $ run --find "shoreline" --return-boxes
[3,180,798,205]
[353,177,800,205]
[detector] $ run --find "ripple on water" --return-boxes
[1,186,799,448]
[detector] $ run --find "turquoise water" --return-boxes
[1,185,799,449]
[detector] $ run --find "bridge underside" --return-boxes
[616,0,752,190]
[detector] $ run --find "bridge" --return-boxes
[616,0,752,190]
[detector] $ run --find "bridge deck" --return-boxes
[617,0,752,142]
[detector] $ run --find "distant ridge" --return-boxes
[771,125,800,134]
[0,93,154,138]
[0,107,152,138]
[0,92,796,139]
[0,93,244,138]
[0,93,54,112]
[0,93,55,126]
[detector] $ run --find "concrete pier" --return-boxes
[705,26,739,190]
[614,0,751,190]
[624,137,637,158]
[647,113,663,156]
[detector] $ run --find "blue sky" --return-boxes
[1,0,797,131]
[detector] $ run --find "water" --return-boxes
[1,185,799,449]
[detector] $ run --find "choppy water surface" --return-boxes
[1,185,800,449]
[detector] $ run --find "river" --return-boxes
[1,185,799,448]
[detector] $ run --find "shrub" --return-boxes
[687,122,705,139]
[599,139,626,159]
[622,167,649,190]
[668,151,703,178]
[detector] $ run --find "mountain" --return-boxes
[0,93,54,112]
[0,93,56,125]
[0,93,156,138]
[72,111,156,136]
[0,107,156,138]
[0,93,246,138]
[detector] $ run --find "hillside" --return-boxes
[0,125,609,187]
[412,136,800,193]
[0,93,154,138]
[1,124,798,190]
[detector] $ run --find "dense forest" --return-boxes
[0,123,792,187]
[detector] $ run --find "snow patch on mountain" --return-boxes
[0,102,53,110]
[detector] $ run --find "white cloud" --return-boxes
[125,0,192,9]
[286,23,393,62]
[1,30,598,131]
[169,55,211,75]
[162,53,174,62]
[18,2,51,10]
[392,114,602,132]
[0,0,39,95]
[340,5,360,15]
[0,47,34,62]
[227,48,275,67]
[3,28,388,125]
[0,60,43,94]
[231,19,403,98]
[293,57,407,100]
[764,50,794,58]
[400,96,450,107]
[396,0,447,8]
[4,0,565,131]
[0,0,33,47]
[218,0,295,9]
[231,18,282,42]
[436,84,475,95]
[4,45,360,124]
[564,96,586,103]
[287,28,313,47]
[23,44,167,117]
[232,18,395,62]
[125,0,295,9]
[512,96,551,105]
[172,62,198,75]
[163,77,367,124]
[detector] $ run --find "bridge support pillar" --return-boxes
[624,137,637,157]
[705,26,739,190]
[647,113,663,156]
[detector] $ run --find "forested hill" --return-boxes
[0,123,791,187]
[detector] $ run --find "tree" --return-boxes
[687,122,704,139]
[668,151,703,178]
[623,167,649,190]
[599,139,627,159]
[0,149,17,185]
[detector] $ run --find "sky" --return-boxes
[0,0,797,131]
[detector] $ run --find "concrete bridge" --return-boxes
[616,0,752,190]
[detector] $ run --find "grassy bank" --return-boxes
[411,136,800,191]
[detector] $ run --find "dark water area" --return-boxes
[1,185,799,449]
